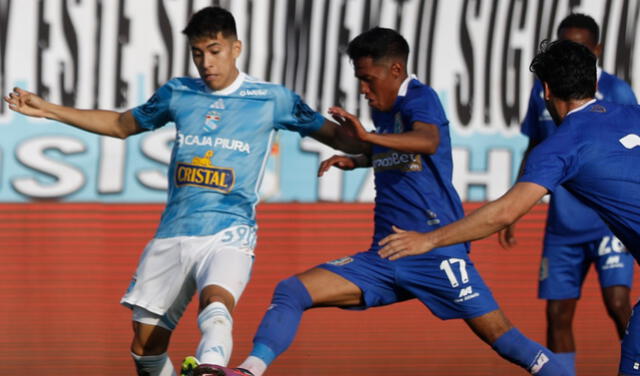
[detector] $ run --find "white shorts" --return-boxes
[120,225,255,329]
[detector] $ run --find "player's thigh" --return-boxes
[195,243,254,311]
[539,242,590,300]
[297,267,363,307]
[397,252,499,320]
[591,234,634,290]
[619,301,640,375]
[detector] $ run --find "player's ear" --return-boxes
[592,43,603,59]
[390,61,404,79]
[232,39,242,59]
[543,82,552,101]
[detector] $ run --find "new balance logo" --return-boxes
[620,134,640,149]
[529,352,549,374]
[210,99,225,109]
[458,286,473,298]
[606,255,621,265]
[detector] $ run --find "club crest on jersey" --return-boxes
[175,150,235,193]
[205,110,222,131]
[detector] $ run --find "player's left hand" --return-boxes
[378,226,434,260]
[328,106,369,141]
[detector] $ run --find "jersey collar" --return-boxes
[398,74,418,97]
[567,98,596,116]
[208,72,246,96]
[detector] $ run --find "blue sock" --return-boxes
[250,276,313,365]
[554,352,576,376]
[492,328,569,375]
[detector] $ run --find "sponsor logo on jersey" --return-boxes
[529,351,549,374]
[620,133,640,149]
[326,256,354,266]
[210,98,225,109]
[177,133,251,154]
[175,150,235,193]
[372,151,423,172]
[239,89,268,96]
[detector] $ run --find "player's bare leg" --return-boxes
[131,320,175,376]
[602,285,632,340]
[546,299,578,352]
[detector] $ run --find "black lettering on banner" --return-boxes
[282,0,313,95]
[0,0,11,115]
[315,0,331,108]
[242,0,253,73]
[500,0,525,127]
[154,0,173,91]
[182,0,195,77]
[334,0,348,108]
[530,0,560,86]
[36,0,51,100]
[483,0,498,124]
[115,0,130,108]
[455,0,477,126]
[265,0,276,82]
[93,0,103,109]
[612,0,638,83]
[412,0,438,85]
[60,0,79,107]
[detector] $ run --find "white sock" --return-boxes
[131,352,177,376]
[196,302,233,366]
[238,355,268,376]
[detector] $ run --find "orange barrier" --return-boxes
[0,203,633,375]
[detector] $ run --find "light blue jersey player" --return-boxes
[505,14,637,375]
[3,7,367,376]
[377,40,640,376]
[235,28,569,376]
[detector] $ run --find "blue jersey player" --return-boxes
[234,28,568,376]
[502,14,637,374]
[4,7,367,376]
[379,39,640,376]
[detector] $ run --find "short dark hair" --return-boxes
[530,39,597,100]
[347,27,409,65]
[557,13,599,45]
[182,6,237,40]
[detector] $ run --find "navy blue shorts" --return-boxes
[538,234,634,300]
[319,246,499,320]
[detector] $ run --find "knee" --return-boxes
[605,296,631,317]
[546,303,574,328]
[131,322,171,356]
[272,276,313,310]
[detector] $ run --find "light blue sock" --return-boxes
[554,352,576,376]
[492,328,569,375]
[250,276,313,365]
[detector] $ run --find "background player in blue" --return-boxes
[500,13,637,375]
[378,39,640,376]
[3,6,368,376]
[233,27,568,376]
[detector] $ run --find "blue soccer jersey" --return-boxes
[521,69,637,244]
[519,100,640,256]
[369,77,467,254]
[132,73,325,238]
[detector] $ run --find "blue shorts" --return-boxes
[620,301,640,374]
[538,234,634,300]
[318,246,499,320]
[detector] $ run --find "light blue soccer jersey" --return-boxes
[521,70,637,244]
[519,100,640,256]
[132,73,325,238]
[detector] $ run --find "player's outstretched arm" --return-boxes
[317,154,370,177]
[4,87,143,139]
[378,182,548,260]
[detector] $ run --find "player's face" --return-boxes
[353,57,401,111]
[558,27,602,57]
[190,33,241,91]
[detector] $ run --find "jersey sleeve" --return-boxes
[131,81,174,131]
[403,86,447,127]
[521,83,544,141]
[518,119,581,192]
[273,87,325,136]
[611,81,638,105]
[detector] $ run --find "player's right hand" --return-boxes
[497,224,517,250]
[318,155,356,177]
[3,87,49,118]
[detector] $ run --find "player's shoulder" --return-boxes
[599,70,631,88]
[166,77,208,91]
